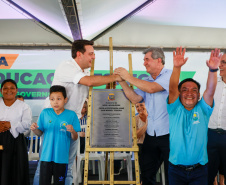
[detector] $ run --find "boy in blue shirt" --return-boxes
[31,85,80,185]
[167,47,221,185]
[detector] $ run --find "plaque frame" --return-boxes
[83,38,140,185]
[90,89,133,148]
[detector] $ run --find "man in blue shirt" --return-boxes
[167,47,221,185]
[114,47,172,185]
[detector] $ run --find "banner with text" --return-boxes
[0,69,195,99]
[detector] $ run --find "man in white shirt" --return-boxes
[33,40,122,185]
[208,52,226,185]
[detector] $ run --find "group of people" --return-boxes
[114,46,226,185]
[0,39,225,185]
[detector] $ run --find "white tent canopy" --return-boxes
[1,0,224,115]
[1,0,226,49]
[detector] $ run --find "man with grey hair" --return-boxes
[114,47,172,185]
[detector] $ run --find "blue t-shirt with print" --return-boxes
[167,97,214,165]
[38,108,81,164]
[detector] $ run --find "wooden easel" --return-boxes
[83,37,140,185]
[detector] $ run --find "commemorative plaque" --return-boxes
[90,89,132,148]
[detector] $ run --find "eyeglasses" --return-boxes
[220,60,226,65]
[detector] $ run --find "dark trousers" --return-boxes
[168,162,208,185]
[207,128,226,185]
[138,143,144,182]
[140,133,169,185]
[40,161,68,185]
[0,131,30,185]
[80,137,85,154]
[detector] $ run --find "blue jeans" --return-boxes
[168,162,208,185]
[33,138,79,185]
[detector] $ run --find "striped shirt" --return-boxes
[80,114,87,132]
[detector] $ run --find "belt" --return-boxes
[210,128,226,134]
[172,163,202,171]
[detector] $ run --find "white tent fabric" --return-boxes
[1,0,226,48]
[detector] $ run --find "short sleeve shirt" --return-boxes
[135,68,172,136]
[209,77,226,130]
[38,108,81,164]
[167,97,214,165]
[44,59,89,118]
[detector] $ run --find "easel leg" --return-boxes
[104,151,109,183]
[84,152,89,185]
[110,152,114,185]
[134,152,140,185]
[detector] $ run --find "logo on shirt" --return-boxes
[108,93,115,101]
[60,121,68,132]
[59,176,64,181]
[192,112,200,124]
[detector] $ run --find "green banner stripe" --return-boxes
[0,69,196,89]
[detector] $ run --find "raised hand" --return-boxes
[114,67,130,81]
[206,48,222,70]
[30,122,38,131]
[173,47,188,68]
